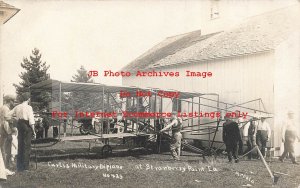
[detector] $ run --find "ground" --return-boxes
[1,139,300,188]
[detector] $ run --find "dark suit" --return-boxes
[223,120,241,161]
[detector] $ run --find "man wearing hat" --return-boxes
[159,111,182,161]
[243,117,258,160]
[223,115,241,163]
[279,111,300,164]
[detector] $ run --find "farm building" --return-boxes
[121,5,300,156]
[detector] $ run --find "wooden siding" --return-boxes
[123,52,276,145]
[274,32,300,156]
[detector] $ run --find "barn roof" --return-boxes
[0,1,20,24]
[122,5,300,71]
[121,30,221,72]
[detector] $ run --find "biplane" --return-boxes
[30,79,272,158]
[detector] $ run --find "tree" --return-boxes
[13,48,51,111]
[71,65,93,83]
[69,66,100,111]
[57,66,119,115]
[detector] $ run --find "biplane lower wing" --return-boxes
[60,133,153,142]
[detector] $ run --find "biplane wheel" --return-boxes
[144,141,155,153]
[102,145,112,158]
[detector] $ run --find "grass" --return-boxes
[1,146,300,188]
[1,129,299,188]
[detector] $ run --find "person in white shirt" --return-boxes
[0,101,12,164]
[279,111,300,164]
[10,125,18,165]
[0,100,14,179]
[256,117,271,158]
[9,97,36,172]
[0,148,7,180]
[236,115,247,155]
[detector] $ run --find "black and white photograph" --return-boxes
[0,0,300,187]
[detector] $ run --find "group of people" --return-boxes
[34,115,50,139]
[158,110,274,162]
[223,115,272,163]
[242,116,272,160]
[223,110,299,164]
[158,110,299,164]
[0,96,36,181]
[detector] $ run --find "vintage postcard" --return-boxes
[0,0,299,187]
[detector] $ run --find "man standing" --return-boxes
[243,118,258,160]
[0,99,14,167]
[35,117,44,139]
[279,111,299,164]
[256,117,271,158]
[223,116,241,163]
[10,97,36,172]
[42,114,50,138]
[159,111,182,161]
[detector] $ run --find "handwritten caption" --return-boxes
[48,162,124,180]
[134,163,218,172]
[235,171,255,184]
[46,162,255,185]
[47,162,219,180]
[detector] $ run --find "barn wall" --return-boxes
[122,52,276,146]
[274,32,300,156]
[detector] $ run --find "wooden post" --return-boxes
[136,94,139,135]
[71,118,74,136]
[198,97,200,132]
[188,101,190,127]
[58,82,62,139]
[256,146,275,183]
[101,86,104,137]
[191,97,194,127]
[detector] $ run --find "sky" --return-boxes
[1,0,298,96]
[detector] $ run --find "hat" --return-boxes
[251,116,258,120]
